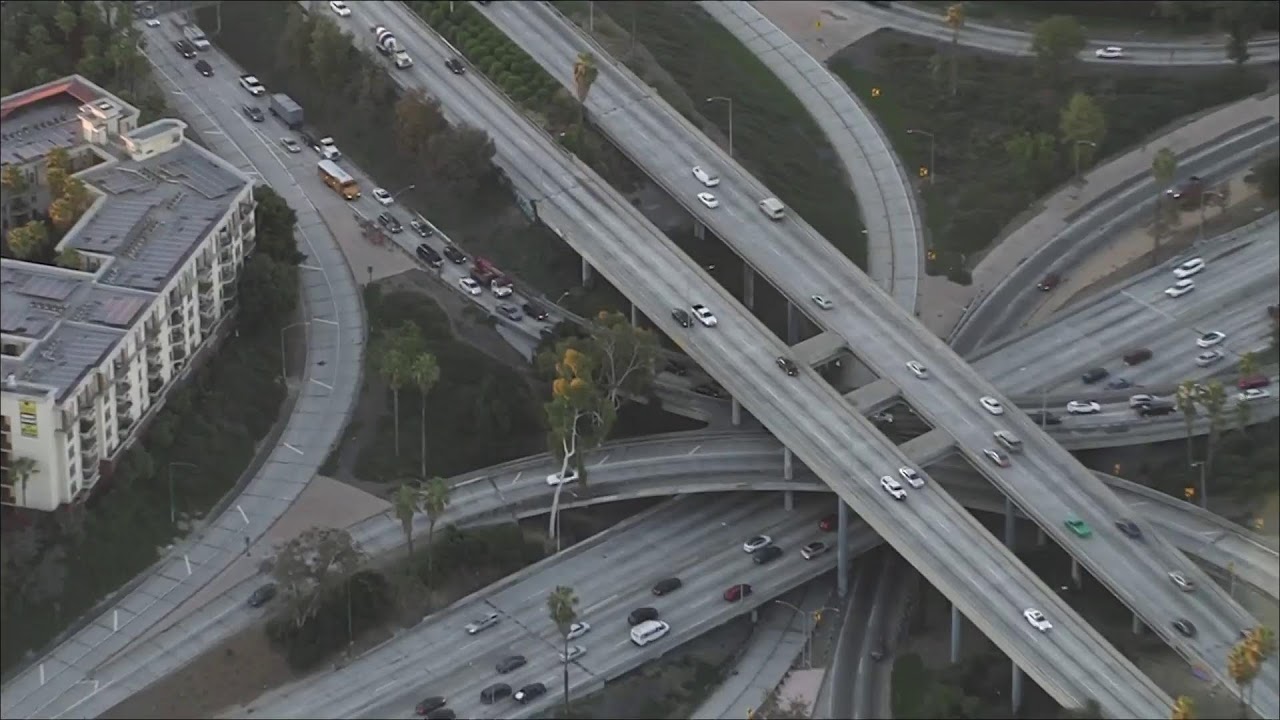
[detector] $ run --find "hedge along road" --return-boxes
[0,23,366,720]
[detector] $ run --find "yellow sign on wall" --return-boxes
[18,400,38,438]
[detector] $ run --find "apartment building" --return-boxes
[1,76,256,512]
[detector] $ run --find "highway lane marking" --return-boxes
[594,454,611,467]
[687,444,702,455]
[313,317,339,326]
[282,443,305,455]
[374,681,396,695]
[310,378,334,390]
[236,505,249,524]
[511,471,522,487]
[300,264,323,271]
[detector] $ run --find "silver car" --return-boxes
[465,612,500,635]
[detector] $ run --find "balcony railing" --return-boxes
[116,394,133,413]
[171,344,187,362]
[148,379,164,399]
[78,402,95,420]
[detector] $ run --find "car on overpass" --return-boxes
[724,583,753,602]
[692,165,720,187]
[1024,608,1053,632]
[1066,518,1093,538]
[1165,279,1195,298]
[743,535,773,553]
[691,304,717,327]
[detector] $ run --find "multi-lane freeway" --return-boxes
[472,7,1273,713]
[846,1,1280,66]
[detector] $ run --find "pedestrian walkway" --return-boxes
[944,92,1280,338]
[692,581,831,719]
[704,1,924,313]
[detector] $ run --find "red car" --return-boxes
[1238,375,1271,390]
[724,583,753,602]
[819,514,837,532]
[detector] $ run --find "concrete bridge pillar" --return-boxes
[1011,663,1024,713]
[630,302,638,327]
[1004,497,1016,549]
[782,447,794,511]
[837,501,850,597]
[743,263,755,310]
[731,398,742,426]
[580,256,593,287]
[787,302,802,345]
[693,222,706,240]
[950,603,962,664]
[1035,527,1046,547]
[1070,558,1082,589]
[1132,613,1144,635]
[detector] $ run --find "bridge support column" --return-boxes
[1003,497,1016,549]
[787,302,802,344]
[630,302,638,327]
[1070,558,1082,589]
[1010,663,1024,714]
[782,447,794,511]
[580,256,593,287]
[693,222,706,240]
[1132,613,1144,635]
[743,264,755,310]
[949,604,962,664]
[1035,527,1046,547]
[837,501,850,598]
[731,398,742,426]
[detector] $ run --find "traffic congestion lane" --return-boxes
[353,4,1172,714]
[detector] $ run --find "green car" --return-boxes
[1065,518,1092,538]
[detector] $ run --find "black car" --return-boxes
[416,244,442,268]
[409,218,434,238]
[378,213,403,233]
[693,384,727,400]
[1139,402,1175,417]
[174,39,196,58]
[1172,619,1197,638]
[514,682,547,704]
[424,710,455,720]
[671,308,692,328]
[652,577,682,596]
[776,356,799,376]
[495,654,527,674]
[194,59,213,77]
[414,696,447,716]
[753,546,784,565]
[442,245,467,264]
[1115,519,1142,539]
[445,57,466,75]
[1027,411,1062,426]
[628,607,659,626]
[242,104,264,123]
[1081,367,1109,384]
[247,583,277,608]
[522,302,549,321]
[497,303,523,321]
[299,131,320,152]
[480,683,512,705]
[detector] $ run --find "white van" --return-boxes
[630,619,670,646]
[993,430,1022,453]
[182,24,211,51]
[758,197,785,220]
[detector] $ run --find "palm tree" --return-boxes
[393,483,420,562]
[8,457,38,507]
[572,52,599,123]
[407,353,440,481]
[1227,641,1259,714]
[944,4,965,96]
[1234,351,1257,433]
[419,476,451,586]
[1150,148,1178,266]
[1200,380,1227,481]
[1175,380,1199,467]
[1169,695,1195,720]
[547,585,580,716]
[377,335,412,457]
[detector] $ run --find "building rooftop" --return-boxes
[71,141,244,293]
[0,76,108,165]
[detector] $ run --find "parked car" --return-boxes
[248,583,277,608]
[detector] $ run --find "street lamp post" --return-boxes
[280,321,309,382]
[391,183,417,201]
[706,96,734,158]
[1071,140,1098,178]
[905,129,936,186]
[1190,460,1208,509]
[168,461,198,526]
[772,601,840,668]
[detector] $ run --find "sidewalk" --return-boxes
[933,92,1280,337]
[692,581,831,719]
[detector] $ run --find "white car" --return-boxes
[459,277,482,296]
[906,361,928,379]
[566,621,591,641]
[743,535,773,553]
[465,612,500,635]
[329,0,352,17]
[1023,608,1052,632]
[559,644,586,663]
[1195,350,1224,367]
[800,541,829,560]
[280,137,302,154]
[144,18,161,28]
[979,396,1004,415]
[239,74,265,96]
[318,136,341,159]
[1067,400,1102,415]
[372,187,393,206]
[1168,571,1195,592]
[692,165,720,187]
[546,468,580,486]
[697,192,719,209]
[898,467,924,488]
[811,294,833,310]
[1165,279,1194,298]
[879,476,906,501]
[1173,257,1205,279]
[1128,394,1154,409]
[1094,46,1124,59]
[630,619,670,646]
[691,304,717,327]
[1196,331,1225,348]
[1237,388,1271,403]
